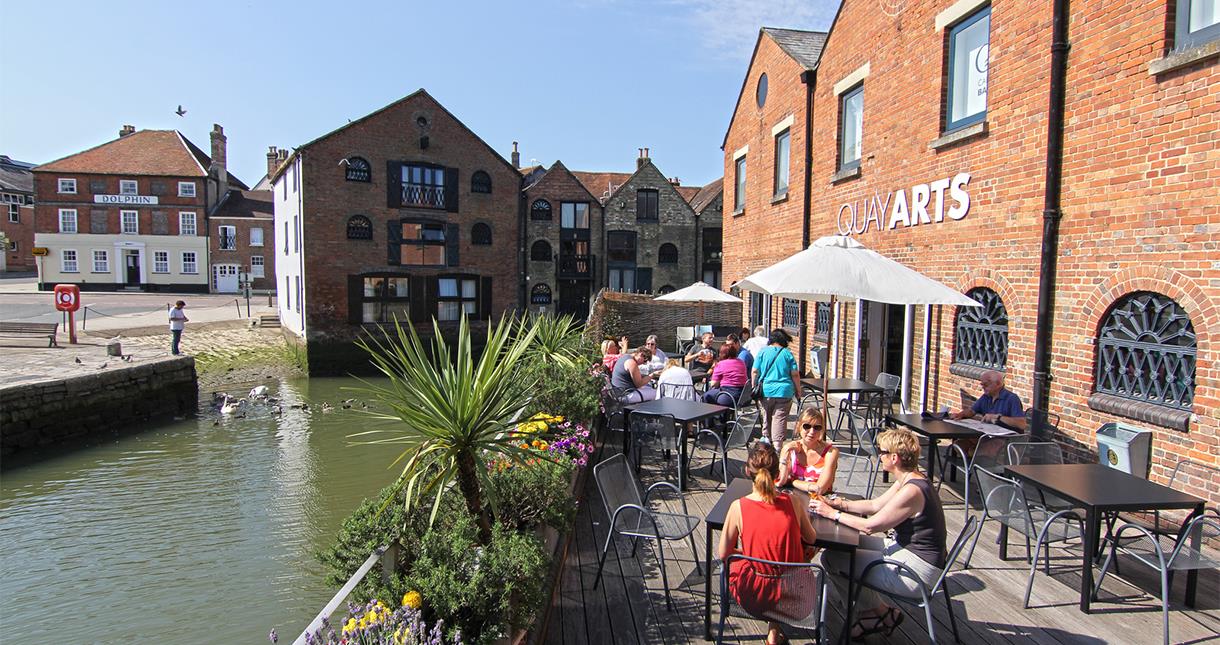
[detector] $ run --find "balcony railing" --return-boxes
[559,254,593,278]
[218,234,236,250]
[402,183,445,208]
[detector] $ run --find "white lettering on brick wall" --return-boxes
[835,172,972,235]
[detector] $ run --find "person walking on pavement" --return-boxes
[169,300,188,355]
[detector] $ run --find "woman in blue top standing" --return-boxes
[751,329,802,447]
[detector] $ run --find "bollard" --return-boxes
[234,298,241,318]
[107,340,122,357]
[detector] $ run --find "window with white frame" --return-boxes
[283,222,289,253]
[92,250,109,273]
[179,212,197,236]
[218,225,237,250]
[182,251,198,274]
[7,240,16,252]
[437,277,478,322]
[178,182,196,197]
[120,180,138,196]
[250,255,265,278]
[62,249,78,272]
[9,203,20,223]
[153,251,169,273]
[734,156,747,212]
[59,208,78,233]
[295,276,301,313]
[58,178,76,194]
[946,6,991,131]
[249,227,264,247]
[1177,0,1220,50]
[121,210,139,234]
[774,129,790,197]
[839,85,864,170]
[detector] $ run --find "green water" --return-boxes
[0,377,404,643]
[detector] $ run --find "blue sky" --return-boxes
[1,0,839,188]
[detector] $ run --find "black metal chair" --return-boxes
[692,418,753,488]
[847,517,980,644]
[717,555,827,645]
[628,412,681,478]
[965,466,1084,574]
[832,450,878,500]
[657,381,699,402]
[593,453,703,610]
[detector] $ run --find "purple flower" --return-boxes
[269,628,278,643]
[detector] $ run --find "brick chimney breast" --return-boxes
[266,146,280,178]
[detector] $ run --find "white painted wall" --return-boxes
[34,232,208,287]
[272,157,306,337]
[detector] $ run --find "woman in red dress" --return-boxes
[718,442,818,644]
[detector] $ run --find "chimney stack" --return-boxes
[209,124,228,203]
[266,146,280,179]
[119,125,135,137]
[511,141,520,169]
[670,177,681,186]
[637,147,647,169]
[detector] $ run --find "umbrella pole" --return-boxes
[822,296,836,425]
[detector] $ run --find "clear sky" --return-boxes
[1,0,839,188]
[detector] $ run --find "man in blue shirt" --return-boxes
[727,333,753,372]
[952,370,1027,432]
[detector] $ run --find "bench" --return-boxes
[0,322,59,347]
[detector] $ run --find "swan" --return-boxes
[220,396,246,415]
[249,385,269,399]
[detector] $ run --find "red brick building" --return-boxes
[522,160,604,317]
[208,187,274,292]
[724,2,1219,503]
[0,155,36,272]
[270,89,522,374]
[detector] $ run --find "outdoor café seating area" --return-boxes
[541,392,1220,644]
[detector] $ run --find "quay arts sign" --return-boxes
[836,172,971,235]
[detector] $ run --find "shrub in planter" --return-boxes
[516,360,602,428]
[486,453,575,532]
[403,514,548,645]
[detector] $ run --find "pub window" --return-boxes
[347,215,373,240]
[92,250,109,273]
[437,277,478,321]
[636,189,659,221]
[749,292,764,330]
[359,276,411,323]
[530,240,552,262]
[58,178,76,194]
[953,287,1008,370]
[178,182,196,197]
[774,128,790,197]
[658,243,679,264]
[782,298,800,332]
[120,179,138,196]
[153,251,169,273]
[530,283,552,305]
[470,170,492,194]
[945,6,991,132]
[400,221,446,265]
[121,210,138,234]
[1095,291,1196,410]
[1175,0,1220,50]
[531,199,552,221]
[180,212,197,236]
[59,208,77,233]
[734,156,746,212]
[471,222,492,245]
[61,249,78,273]
[838,84,863,170]
[402,164,445,208]
[345,157,371,182]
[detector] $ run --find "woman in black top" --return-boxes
[810,427,946,639]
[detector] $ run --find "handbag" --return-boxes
[752,348,779,400]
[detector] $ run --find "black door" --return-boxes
[557,280,590,318]
[883,304,905,376]
[125,253,141,285]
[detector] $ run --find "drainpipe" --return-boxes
[798,68,817,375]
[1031,0,1071,422]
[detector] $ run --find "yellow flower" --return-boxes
[403,590,423,609]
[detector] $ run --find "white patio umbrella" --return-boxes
[654,281,742,345]
[735,235,980,414]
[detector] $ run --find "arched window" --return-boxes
[530,283,552,305]
[530,240,552,262]
[657,285,675,295]
[471,170,492,194]
[1096,292,1196,410]
[346,215,372,240]
[954,287,1008,370]
[530,199,552,221]
[345,157,371,182]
[471,222,492,245]
[658,243,679,264]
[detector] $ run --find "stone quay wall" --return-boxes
[1,357,198,460]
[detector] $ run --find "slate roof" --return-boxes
[0,155,35,194]
[688,177,723,214]
[210,189,273,219]
[761,27,828,71]
[34,130,248,189]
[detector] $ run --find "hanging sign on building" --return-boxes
[836,172,972,235]
[94,194,158,205]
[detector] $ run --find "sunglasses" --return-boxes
[801,423,824,431]
[878,449,892,456]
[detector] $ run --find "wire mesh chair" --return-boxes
[936,433,1010,523]
[657,381,699,402]
[964,466,1084,573]
[602,385,632,434]
[847,517,980,645]
[845,411,882,459]
[1144,459,1220,538]
[717,555,827,645]
[692,418,754,488]
[1024,407,1061,440]
[628,412,682,477]
[593,453,703,610]
[875,372,907,414]
[1086,515,1220,645]
[1005,442,1075,511]
[832,451,878,501]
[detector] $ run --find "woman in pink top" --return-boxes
[703,344,747,407]
[778,408,839,496]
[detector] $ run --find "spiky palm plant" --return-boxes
[521,311,588,368]
[351,314,538,545]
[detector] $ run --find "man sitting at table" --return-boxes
[951,370,1027,431]
[685,331,717,377]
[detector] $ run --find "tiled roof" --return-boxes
[761,27,828,70]
[675,185,702,202]
[210,189,273,219]
[688,177,723,213]
[0,156,35,193]
[34,130,248,189]
[571,171,636,202]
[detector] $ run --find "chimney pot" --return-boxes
[119,125,135,137]
[266,146,280,178]
[511,141,520,169]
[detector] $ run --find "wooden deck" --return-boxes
[542,421,1220,644]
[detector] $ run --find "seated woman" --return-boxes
[778,408,839,496]
[719,442,819,645]
[610,346,657,404]
[810,428,947,639]
[656,358,697,401]
[601,339,621,370]
[703,344,747,407]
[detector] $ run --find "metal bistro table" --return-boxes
[703,477,861,640]
[624,398,730,490]
[1005,463,1207,613]
[801,377,885,399]
[886,414,986,485]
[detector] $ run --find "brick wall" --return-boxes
[602,160,702,293]
[523,161,602,315]
[586,289,742,355]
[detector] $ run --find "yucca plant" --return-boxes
[520,311,588,368]
[351,314,539,544]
